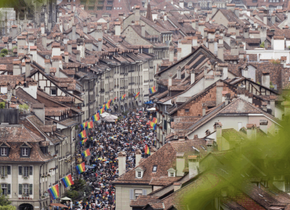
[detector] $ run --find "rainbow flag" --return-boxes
[80,122,88,130]
[120,94,126,100]
[149,86,156,94]
[82,149,91,158]
[78,130,87,139]
[150,121,157,130]
[48,184,59,200]
[105,102,110,111]
[87,121,93,129]
[80,138,87,146]
[76,162,86,174]
[152,117,157,124]
[134,92,140,100]
[61,174,74,188]
[144,145,150,155]
[113,97,117,102]
[92,113,100,122]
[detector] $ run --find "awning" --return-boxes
[60,197,72,201]
[147,107,156,111]
[50,203,69,208]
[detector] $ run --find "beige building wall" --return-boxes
[115,185,152,210]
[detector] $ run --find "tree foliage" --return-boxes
[0,189,12,206]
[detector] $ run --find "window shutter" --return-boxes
[20,149,23,157]
[130,189,134,200]
[27,148,31,157]
[19,184,22,195]
[4,167,7,176]
[8,184,10,194]
[29,184,33,195]
[7,148,10,156]
[142,190,147,195]
[19,166,22,175]
[7,166,10,175]
[29,166,33,175]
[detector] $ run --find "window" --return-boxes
[20,184,32,196]
[170,172,174,177]
[19,166,32,177]
[1,184,10,195]
[22,148,29,156]
[0,166,10,177]
[137,171,141,178]
[134,189,143,199]
[51,88,57,96]
[185,109,189,112]
[0,147,7,156]
[152,165,157,172]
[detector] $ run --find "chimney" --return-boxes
[214,122,223,151]
[261,101,267,112]
[83,23,87,34]
[191,71,195,84]
[271,14,276,24]
[134,6,140,23]
[13,60,21,75]
[260,27,267,43]
[177,67,181,79]
[216,81,223,106]
[217,44,224,61]
[97,38,103,51]
[188,155,199,178]
[179,0,184,8]
[76,50,81,62]
[41,23,45,34]
[244,27,249,38]
[177,48,181,60]
[263,16,268,25]
[114,22,121,36]
[192,36,198,47]
[32,104,46,124]
[212,5,217,17]
[168,73,172,87]
[234,8,239,17]
[77,38,85,59]
[25,59,31,78]
[30,46,37,63]
[67,41,72,54]
[72,24,76,40]
[206,140,214,152]
[135,149,142,167]
[202,105,206,116]
[176,152,185,176]
[11,25,18,37]
[169,47,174,62]
[44,59,51,74]
[141,24,145,37]
[173,182,182,191]
[118,151,126,176]
[226,3,235,12]
[259,119,268,134]
[191,20,196,29]
[52,56,61,77]
[164,13,167,21]
[64,52,69,63]
[246,124,257,140]
[262,72,270,89]
[52,43,61,57]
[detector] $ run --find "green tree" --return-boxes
[0,49,8,55]
[0,189,12,206]
[0,102,5,109]
[260,42,265,48]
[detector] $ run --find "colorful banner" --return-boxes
[87,121,93,129]
[80,122,88,130]
[61,174,74,188]
[78,130,87,139]
[134,92,140,100]
[82,149,91,158]
[76,162,86,174]
[144,145,150,155]
[120,94,126,100]
[80,138,87,146]
[92,113,100,122]
[149,86,156,94]
[48,184,59,200]
[150,121,157,130]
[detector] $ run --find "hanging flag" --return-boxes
[150,121,157,130]
[134,92,140,100]
[152,117,157,124]
[120,94,126,100]
[78,130,87,139]
[82,148,91,158]
[61,174,74,188]
[105,102,110,110]
[149,86,156,94]
[144,145,150,155]
[113,97,117,102]
[92,113,100,122]
[80,138,87,146]
[48,184,59,200]
[87,121,93,129]
[76,162,86,174]
[80,122,88,130]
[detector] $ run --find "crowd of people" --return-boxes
[75,108,157,210]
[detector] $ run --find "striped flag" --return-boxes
[61,174,74,188]
[48,184,59,200]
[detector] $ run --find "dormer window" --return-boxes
[152,165,157,172]
[20,143,32,157]
[135,167,144,179]
[167,168,176,177]
[0,142,10,157]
